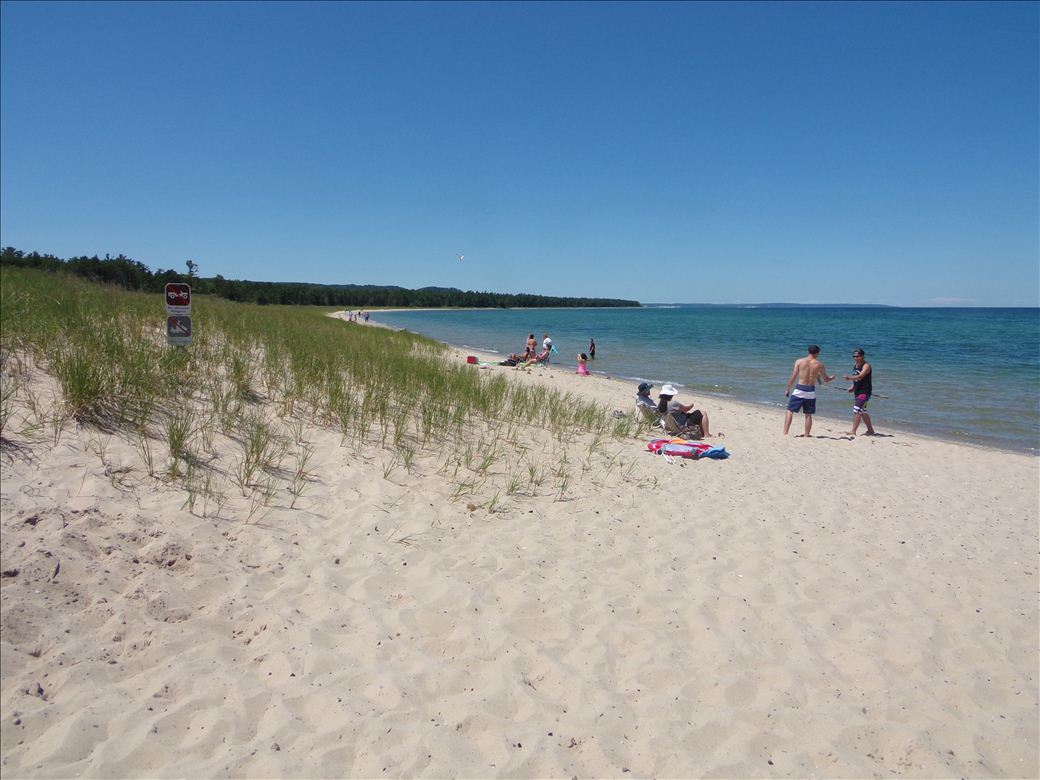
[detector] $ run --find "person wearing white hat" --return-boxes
[657,383,711,436]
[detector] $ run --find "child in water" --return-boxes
[576,353,590,375]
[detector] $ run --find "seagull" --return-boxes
[457,253,464,262]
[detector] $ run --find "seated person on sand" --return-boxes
[636,382,657,412]
[657,383,711,436]
[518,348,550,368]
[576,353,589,375]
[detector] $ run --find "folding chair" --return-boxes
[662,412,703,440]
[637,404,665,431]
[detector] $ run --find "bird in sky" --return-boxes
[457,253,464,262]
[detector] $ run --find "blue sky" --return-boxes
[1,1,1036,306]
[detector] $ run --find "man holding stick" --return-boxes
[844,348,876,436]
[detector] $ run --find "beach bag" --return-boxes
[466,355,477,364]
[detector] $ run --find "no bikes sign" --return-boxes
[164,283,192,346]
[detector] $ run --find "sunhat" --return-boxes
[660,384,678,396]
[637,382,653,393]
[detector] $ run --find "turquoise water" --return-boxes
[372,307,1040,453]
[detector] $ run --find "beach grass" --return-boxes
[1,266,639,514]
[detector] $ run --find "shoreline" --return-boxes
[335,310,1039,457]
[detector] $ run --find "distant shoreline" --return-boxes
[348,307,1040,455]
[345,303,1038,311]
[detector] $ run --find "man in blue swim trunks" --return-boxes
[783,344,835,437]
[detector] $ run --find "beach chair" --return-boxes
[662,412,703,440]
[637,404,666,432]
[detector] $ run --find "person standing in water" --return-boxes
[843,348,876,436]
[588,338,596,359]
[783,344,835,437]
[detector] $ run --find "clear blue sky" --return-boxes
[2,1,1037,306]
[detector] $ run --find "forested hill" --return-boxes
[0,248,641,308]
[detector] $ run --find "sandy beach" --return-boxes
[1,313,1037,779]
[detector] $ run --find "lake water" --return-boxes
[371,306,1040,454]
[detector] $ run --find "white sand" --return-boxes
[1,317,1037,778]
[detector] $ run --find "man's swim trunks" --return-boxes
[787,383,816,414]
[853,393,870,414]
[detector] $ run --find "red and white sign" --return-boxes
[165,283,191,314]
[164,283,193,346]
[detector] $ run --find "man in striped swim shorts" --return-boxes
[784,344,835,437]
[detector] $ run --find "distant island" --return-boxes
[0,248,640,309]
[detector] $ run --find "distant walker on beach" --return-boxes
[784,344,835,437]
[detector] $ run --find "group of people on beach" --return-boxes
[636,382,713,437]
[784,344,875,437]
[344,310,370,323]
[499,332,873,441]
[507,332,554,368]
[504,336,873,440]
[632,344,876,441]
[502,333,598,373]
[498,333,553,368]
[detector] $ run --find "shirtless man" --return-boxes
[784,344,835,437]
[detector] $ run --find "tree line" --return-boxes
[0,248,641,308]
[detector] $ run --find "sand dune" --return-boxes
[2,329,1037,778]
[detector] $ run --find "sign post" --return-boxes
[164,283,192,346]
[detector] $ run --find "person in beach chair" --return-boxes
[517,347,551,368]
[636,382,659,413]
[635,382,666,429]
[657,384,711,438]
